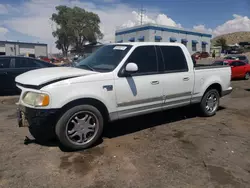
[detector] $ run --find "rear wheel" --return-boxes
[199,89,220,117]
[55,105,104,150]
[244,72,249,80]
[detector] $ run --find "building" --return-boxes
[115,23,212,54]
[0,40,48,57]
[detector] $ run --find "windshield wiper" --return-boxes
[77,64,96,71]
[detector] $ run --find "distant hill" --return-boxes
[211,32,250,45]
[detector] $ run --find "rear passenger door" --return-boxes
[158,45,194,109]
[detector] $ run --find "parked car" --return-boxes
[226,60,250,80]
[16,42,232,150]
[0,56,57,92]
[224,55,249,64]
[38,56,51,63]
[226,48,244,54]
[191,51,210,60]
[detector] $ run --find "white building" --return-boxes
[0,41,48,57]
[115,23,212,54]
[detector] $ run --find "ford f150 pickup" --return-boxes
[15,42,232,150]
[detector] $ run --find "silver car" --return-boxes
[224,55,249,64]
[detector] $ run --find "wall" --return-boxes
[116,30,149,42]
[115,26,212,54]
[19,44,35,54]
[5,43,16,56]
[35,45,47,57]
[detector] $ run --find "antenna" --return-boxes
[139,5,146,25]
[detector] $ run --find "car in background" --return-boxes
[224,55,249,64]
[228,60,250,80]
[225,60,250,80]
[212,59,250,79]
[38,56,51,63]
[0,56,57,92]
[191,51,210,60]
[226,48,244,54]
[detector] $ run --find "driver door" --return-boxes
[114,45,164,119]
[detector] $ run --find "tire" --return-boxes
[244,72,249,80]
[55,105,104,150]
[199,89,220,117]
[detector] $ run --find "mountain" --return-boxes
[211,32,250,45]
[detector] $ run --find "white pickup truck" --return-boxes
[16,42,232,150]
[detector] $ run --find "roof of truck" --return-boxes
[111,42,185,47]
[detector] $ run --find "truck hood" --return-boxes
[15,67,97,87]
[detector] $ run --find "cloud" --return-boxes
[213,14,250,36]
[2,0,250,53]
[0,27,8,34]
[121,11,182,29]
[0,26,8,40]
[0,4,8,14]
[193,14,250,37]
[2,0,179,52]
[193,25,213,34]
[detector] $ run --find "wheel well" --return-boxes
[59,98,110,122]
[205,83,222,97]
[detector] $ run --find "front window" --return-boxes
[76,44,132,72]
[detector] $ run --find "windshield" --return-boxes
[76,44,132,72]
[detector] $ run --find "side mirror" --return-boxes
[125,62,138,73]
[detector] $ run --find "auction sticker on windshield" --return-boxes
[113,46,127,50]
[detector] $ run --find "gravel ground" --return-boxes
[1,70,250,188]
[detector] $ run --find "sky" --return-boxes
[0,0,250,52]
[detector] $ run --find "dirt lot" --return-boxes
[1,80,250,188]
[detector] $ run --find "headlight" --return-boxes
[22,92,50,107]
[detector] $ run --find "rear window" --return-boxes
[0,58,10,68]
[15,57,39,68]
[160,46,188,72]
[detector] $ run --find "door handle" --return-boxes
[151,81,159,85]
[0,72,7,75]
[183,77,190,81]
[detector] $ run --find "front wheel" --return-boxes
[200,89,220,117]
[55,105,104,150]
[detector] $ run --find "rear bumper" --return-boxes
[221,87,233,97]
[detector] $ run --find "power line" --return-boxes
[139,5,146,25]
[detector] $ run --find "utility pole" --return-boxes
[139,5,146,25]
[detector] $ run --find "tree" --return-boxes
[215,37,228,51]
[51,6,103,55]
[51,6,73,56]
